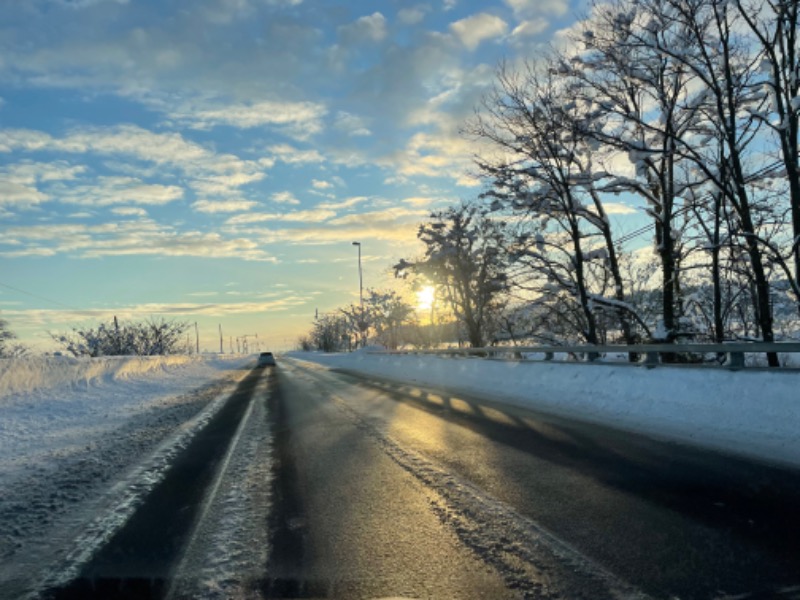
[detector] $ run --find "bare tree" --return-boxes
[0,317,27,357]
[469,64,646,345]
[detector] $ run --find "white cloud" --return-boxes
[225,209,336,225]
[338,12,388,45]
[268,144,325,165]
[111,206,148,216]
[402,196,436,207]
[3,297,310,328]
[327,206,427,227]
[449,13,508,50]
[192,199,258,213]
[333,111,372,137]
[398,5,429,25]
[166,99,327,138]
[56,176,184,206]
[1,221,277,261]
[603,203,638,215]
[511,18,550,38]
[315,196,369,210]
[271,191,301,205]
[54,0,129,8]
[0,125,265,200]
[0,181,49,206]
[311,179,334,190]
[505,0,569,18]
[2,160,86,185]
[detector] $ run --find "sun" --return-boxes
[416,285,436,312]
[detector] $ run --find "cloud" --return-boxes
[1,221,277,261]
[54,0,129,8]
[603,202,638,215]
[505,0,569,19]
[0,181,49,207]
[338,12,388,45]
[402,196,437,207]
[449,13,508,50]
[311,179,333,190]
[327,206,427,227]
[243,223,421,245]
[111,206,148,216]
[2,160,87,185]
[4,296,311,328]
[271,191,301,205]
[398,5,429,25]
[315,196,369,210]
[0,125,266,200]
[192,199,258,213]
[268,143,325,165]
[165,99,327,138]
[333,111,372,137]
[55,176,184,206]
[225,209,336,225]
[511,18,550,38]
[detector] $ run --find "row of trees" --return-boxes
[306,0,799,359]
[299,289,455,352]
[458,0,797,361]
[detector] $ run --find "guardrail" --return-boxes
[375,342,800,370]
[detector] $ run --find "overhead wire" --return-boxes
[0,281,82,312]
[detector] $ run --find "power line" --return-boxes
[0,281,81,311]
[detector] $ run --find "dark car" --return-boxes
[257,351,276,367]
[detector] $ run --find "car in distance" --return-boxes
[257,351,276,367]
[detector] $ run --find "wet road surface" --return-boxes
[38,357,800,599]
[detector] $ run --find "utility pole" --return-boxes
[194,322,200,354]
[113,315,121,355]
[229,336,233,353]
[352,241,365,348]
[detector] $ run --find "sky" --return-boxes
[0,0,634,352]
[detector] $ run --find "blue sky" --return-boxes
[0,0,621,352]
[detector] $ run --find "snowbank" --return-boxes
[0,354,244,399]
[289,352,800,469]
[0,353,254,596]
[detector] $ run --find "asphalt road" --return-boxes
[271,357,800,600]
[39,356,800,599]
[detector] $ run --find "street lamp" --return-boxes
[352,241,363,310]
[352,241,364,348]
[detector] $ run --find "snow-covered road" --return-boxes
[2,351,799,599]
[0,355,258,599]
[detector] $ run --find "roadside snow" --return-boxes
[0,354,253,598]
[288,351,800,469]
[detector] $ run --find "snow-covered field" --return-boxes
[288,350,800,470]
[0,354,254,598]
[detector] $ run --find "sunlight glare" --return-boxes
[417,285,436,311]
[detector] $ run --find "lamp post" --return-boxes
[352,241,363,310]
[352,241,364,348]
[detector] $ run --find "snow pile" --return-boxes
[0,353,253,597]
[0,354,240,398]
[289,351,800,469]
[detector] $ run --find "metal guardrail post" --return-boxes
[544,351,554,361]
[726,351,745,371]
[644,351,660,369]
[587,351,600,362]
